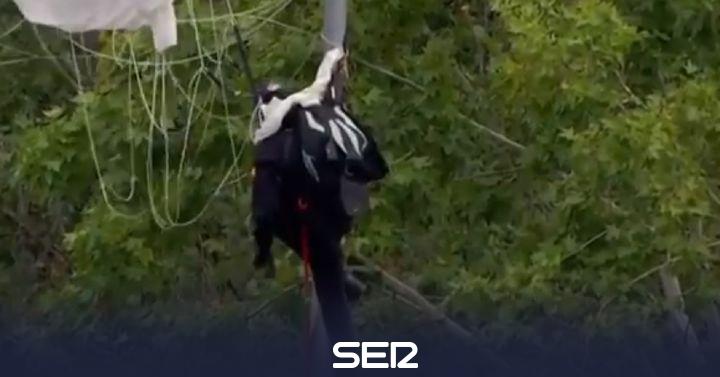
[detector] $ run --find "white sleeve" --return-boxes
[13,0,177,52]
[296,48,345,106]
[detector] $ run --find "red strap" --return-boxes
[300,223,311,295]
[297,197,314,377]
[297,197,311,293]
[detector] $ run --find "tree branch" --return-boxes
[354,252,475,342]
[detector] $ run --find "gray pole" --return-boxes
[322,0,348,50]
[321,0,349,103]
[308,1,350,368]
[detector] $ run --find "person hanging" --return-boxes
[249,47,389,344]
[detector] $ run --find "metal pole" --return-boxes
[308,1,350,368]
[321,0,349,103]
[322,0,348,50]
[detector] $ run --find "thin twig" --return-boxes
[598,257,681,315]
[562,230,608,262]
[614,69,642,105]
[246,283,299,320]
[353,56,427,92]
[457,113,526,151]
[354,252,475,342]
[458,166,526,180]
[383,287,423,312]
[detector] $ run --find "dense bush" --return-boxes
[2,0,720,342]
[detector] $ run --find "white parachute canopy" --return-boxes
[12,0,177,51]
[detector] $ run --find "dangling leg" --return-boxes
[274,206,356,342]
[251,164,281,277]
[344,269,365,303]
[308,226,355,344]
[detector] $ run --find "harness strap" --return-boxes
[297,196,316,377]
[297,197,311,293]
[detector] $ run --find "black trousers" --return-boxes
[252,163,355,345]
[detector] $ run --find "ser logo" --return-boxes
[332,342,418,369]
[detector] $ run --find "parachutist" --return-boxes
[250,49,388,344]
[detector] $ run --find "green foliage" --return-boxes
[3,0,720,339]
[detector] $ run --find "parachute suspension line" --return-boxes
[208,0,246,193]
[68,0,301,229]
[102,31,139,203]
[176,0,287,25]
[175,0,296,205]
[202,0,245,173]
[32,25,75,86]
[244,0,294,38]
[160,53,175,224]
[126,40,194,228]
[167,0,274,122]
[145,53,164,226]
[289,35,319,80]
[10,1,294,229]
[127,44,169,228]
[59,0,287,69]
[173,68,205,220]
[170,0,291,114]
[225,0,258,99]
[224,0,269,151]
[103,62,139,203]
[71,30,139,204]
[126,38,248,229]
[190,89,217,155]
[68,37,138,219]
[166,64,222,120]
[0,19,24,40]
[155,0,245,226]
[171,0,216,222]
[166,3,223,179]
[0,39,39,59]
[123,63,139,202]
[223,0,272,184]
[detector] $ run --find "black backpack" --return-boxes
[253,85,389,216]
